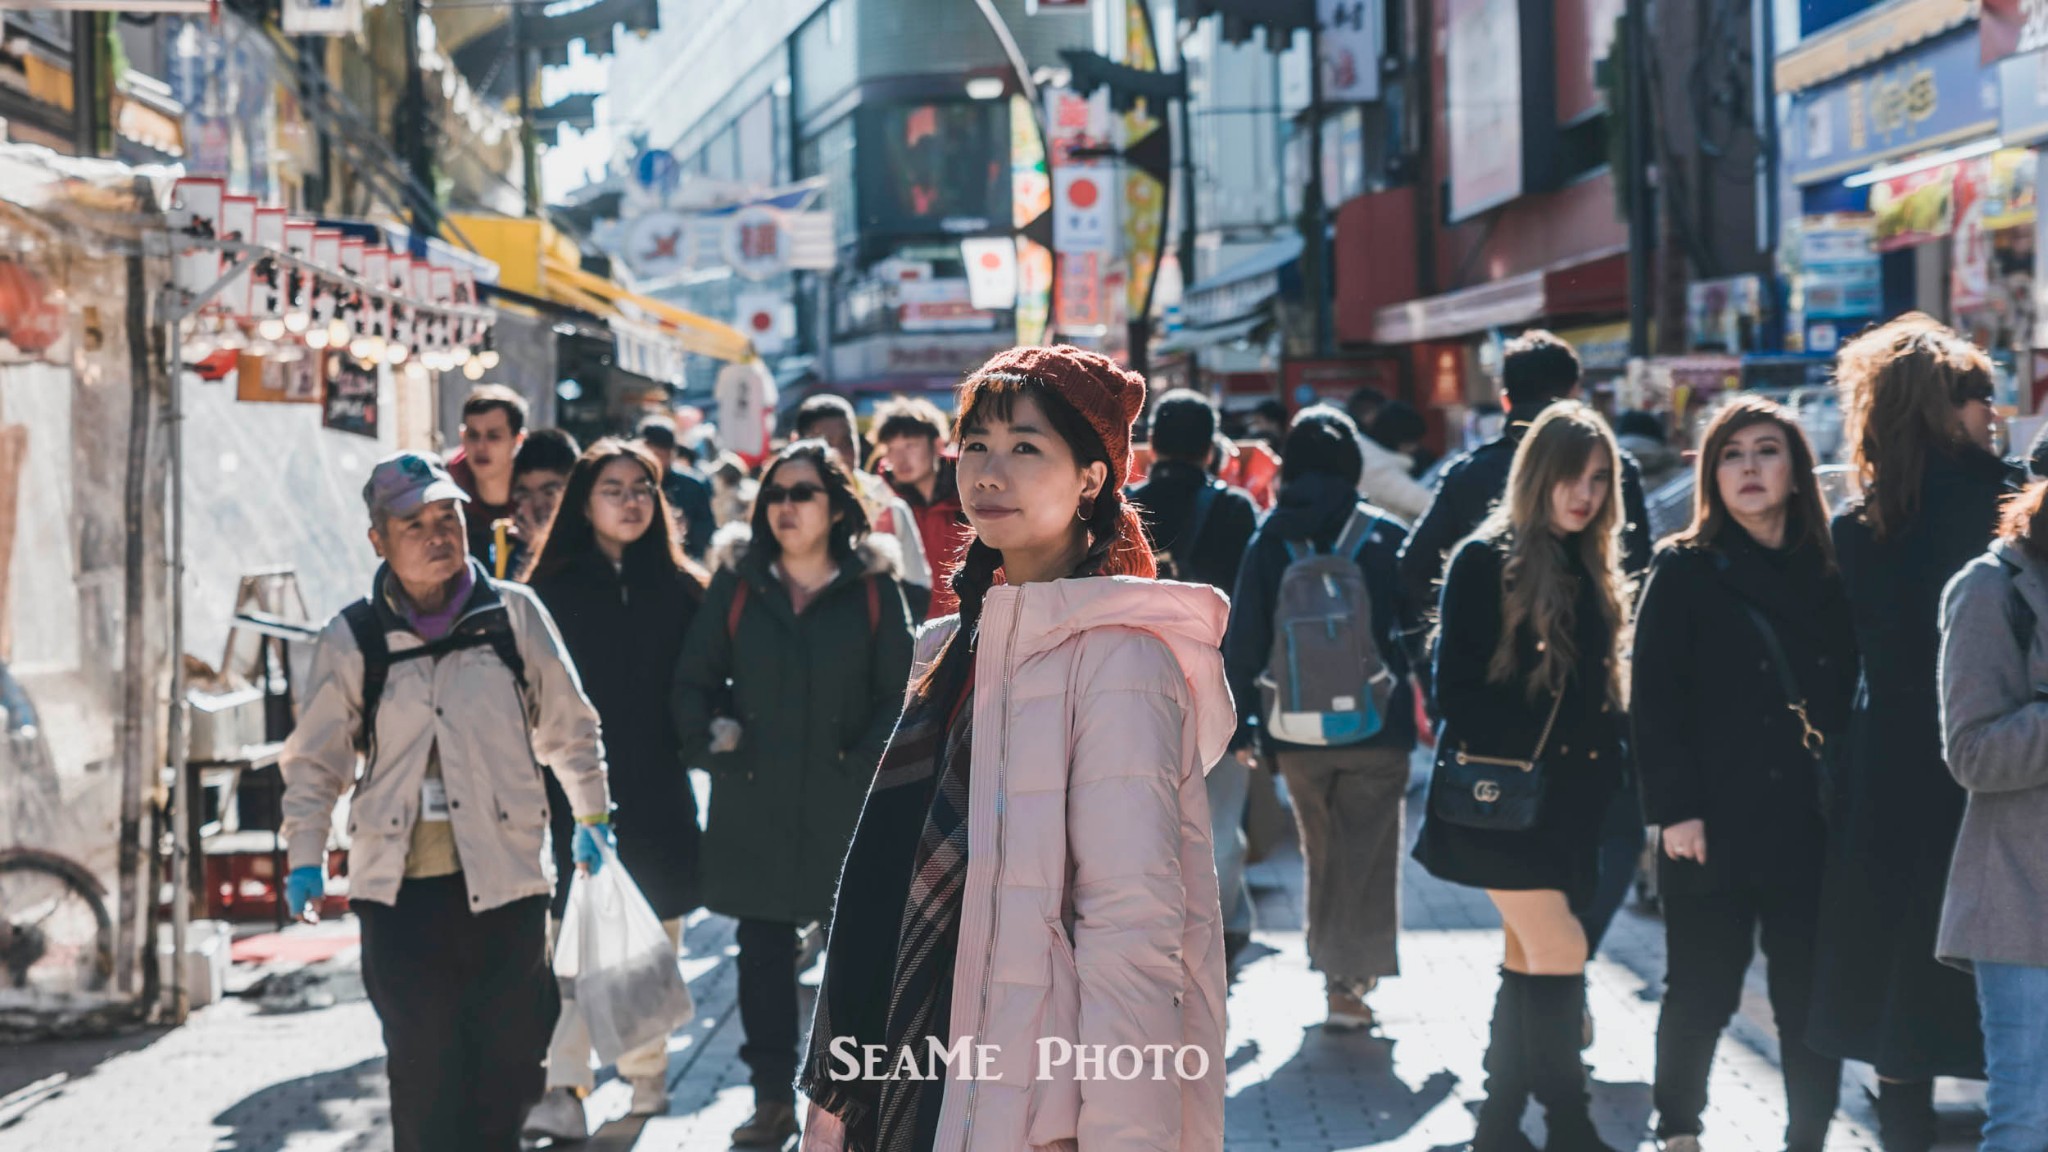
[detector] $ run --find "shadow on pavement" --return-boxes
[210,1055,388,1152]
[1228,1031,1457,1149]
[0,1024,166,1104]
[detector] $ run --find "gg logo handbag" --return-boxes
[1428,689,1566,831]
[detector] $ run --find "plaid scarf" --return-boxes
[802,644,975,1152]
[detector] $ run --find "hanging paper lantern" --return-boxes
[0,260,66,356]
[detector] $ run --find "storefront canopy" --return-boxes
[1181,233,1303,329]
[1371,246,1628,345]
[1154,312,1270,355]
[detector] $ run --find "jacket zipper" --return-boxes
[959,586,1024,1150]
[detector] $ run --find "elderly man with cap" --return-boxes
[279,451,614,1152]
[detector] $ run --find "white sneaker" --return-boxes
[522,1087,588,1142]
[629,1075,669,1117]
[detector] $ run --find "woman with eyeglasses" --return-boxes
[673,439,915,1148]
[1809,316,2009,1151]
[1630,398,1857,1152]
[518,438,708,1137]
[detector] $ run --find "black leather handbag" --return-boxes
[1428,689,1565,832]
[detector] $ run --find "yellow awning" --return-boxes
[542,257,755,364]
[443,214,754,364]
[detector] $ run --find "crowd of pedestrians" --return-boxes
[271,315,2048,1152]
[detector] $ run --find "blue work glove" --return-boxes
[572,820,615,875]
[285,865,324,920]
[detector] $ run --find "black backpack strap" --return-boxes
[340,599,388,758]
[1179,481,1223,560]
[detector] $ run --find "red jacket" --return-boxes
[881,460,972,620]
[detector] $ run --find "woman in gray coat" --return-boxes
[1938,478,2048,1152]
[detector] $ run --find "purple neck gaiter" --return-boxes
[397,565,475,641]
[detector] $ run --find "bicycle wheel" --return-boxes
[0,850,114,994]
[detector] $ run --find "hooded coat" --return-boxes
[671,524,915,925]
[802,577,1234,1152]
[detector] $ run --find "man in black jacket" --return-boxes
[1396,329,1652,964]
[1130,390,1259,591]
[1129,390,1260,963]
[1397,331,1653,628]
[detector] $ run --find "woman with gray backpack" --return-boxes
[1223,405,1416,1030]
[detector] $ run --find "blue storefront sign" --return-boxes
[2000,49,2048,147]
[1786,29,2000,186]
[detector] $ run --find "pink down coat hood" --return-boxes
[808,575,1235,1152]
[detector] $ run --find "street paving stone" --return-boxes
[0,794,1984,1151]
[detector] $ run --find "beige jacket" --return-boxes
[1354,431,1430,524]
[280,564,610,911]
[808,576,1233,1152]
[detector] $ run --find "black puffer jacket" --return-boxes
[1629,525,1857,896]
[529,552,704,920]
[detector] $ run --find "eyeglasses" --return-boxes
[761,482,825,506]
[595,483,658,505]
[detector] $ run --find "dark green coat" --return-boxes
[672,526,914,925]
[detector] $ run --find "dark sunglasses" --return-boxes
[761,482,825,506]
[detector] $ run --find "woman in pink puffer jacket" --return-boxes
[796,345,1233,1152]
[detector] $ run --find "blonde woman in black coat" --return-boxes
[1631,398,1857,1152]
[1413,401,1631,1152]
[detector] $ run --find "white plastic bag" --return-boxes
[553,839,695,1064]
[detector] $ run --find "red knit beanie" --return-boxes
[965,344,1155,579]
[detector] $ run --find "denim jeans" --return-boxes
[1207,755,1252,937]
[1977,961,2048,1152]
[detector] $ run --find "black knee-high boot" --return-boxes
[1871,1080,1936,1152]
[1521,973,1618,1152]
[1473,971,1537,1152]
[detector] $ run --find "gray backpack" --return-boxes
[1256,506,1394,746]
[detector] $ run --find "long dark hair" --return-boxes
[1672,396,1834,567]
[1474,401,1630,705]
[911,371,1153,703]
[748,439,872,565]
[521,438,704,590]
[1837,314,1995,541]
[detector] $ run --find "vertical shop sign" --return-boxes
[1121,0,1167,322]
[1953,159,1995,312]
[1012,91,1053,345]
[1446,0,1524,218]
[1319,0,1383,102]
[322,353,380,439]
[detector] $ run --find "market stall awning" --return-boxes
[542,257,754,364]
[444,214,753,363]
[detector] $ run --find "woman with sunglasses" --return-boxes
[519,438,708,1137]
[673,440,915,1148]
[1810,316,2009,1150]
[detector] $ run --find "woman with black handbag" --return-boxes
[1413,401,1632,1152]
[1629,398,1858,1152]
